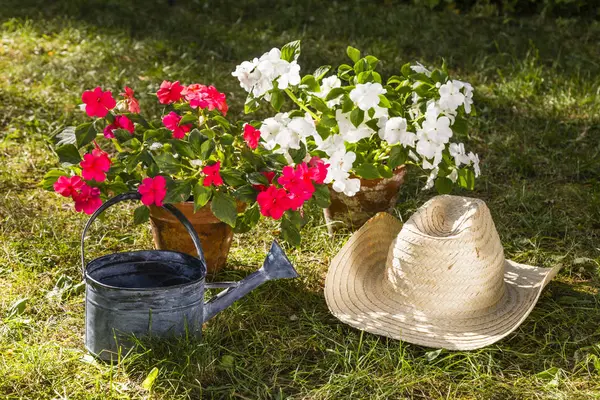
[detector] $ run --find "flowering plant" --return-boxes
[232,41,481,196]
[43,81,332,245]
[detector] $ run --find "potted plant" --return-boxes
[43,81,331,272]
[232,41,481,231]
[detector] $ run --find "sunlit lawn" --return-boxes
[1,1,599,398]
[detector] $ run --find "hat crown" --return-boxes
[385,195,506,316]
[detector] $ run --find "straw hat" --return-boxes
[324,195,560,350]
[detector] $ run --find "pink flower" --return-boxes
[103,115,135,139]
[308,156,329,185]
[138,176,167,207]
[182,84,228,115]
[252,171,275,192]
[243,123,260,150]
[53,175,84,198]
[257,185,292,220]
[120,86,140,114]
[278,163,315,203]
[157,80,184,104]
[80,148,111,182]
[73,184,102,215]
[81,87,116,118]
[202,161,223,187]
[162,111,191,139]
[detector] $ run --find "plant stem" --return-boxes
[284,89,319,121]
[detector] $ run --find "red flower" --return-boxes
[138,176,167,207]
[252,171,275,192]
[202,161,223,187]
[257,185,292,220]
[162,111,191,139]
[120,86,140,114]
[53,175,84,198]
[182,84,228,115]
[80,148,111,182]
[308,156,329,185]
[103,115,135,139]
[73,184,102,215]
[278,163,315,202]
[81,87,116,118]
[157,80,184,104]
[243,123,261,150]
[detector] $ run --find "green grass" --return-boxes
[1,0,599,398]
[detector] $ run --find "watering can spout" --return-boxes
[202,240,298,323]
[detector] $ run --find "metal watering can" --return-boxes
[81,192,298,361]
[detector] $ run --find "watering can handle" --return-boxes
[80,191,206,278]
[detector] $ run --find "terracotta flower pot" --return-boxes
[323,165,407,233]
[149,202,240,274]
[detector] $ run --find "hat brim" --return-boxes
[324,213,561,350]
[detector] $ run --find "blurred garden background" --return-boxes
[1,0,599,398]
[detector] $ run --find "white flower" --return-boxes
[189,159,203,167]
[419,103,453,144]
[259,112,317,154]
[449,142,471,167]
[232,47,302,98]
[336,109,374,143]
[438,80,466,113]
[311,75,341,106]
[462,81,474,114]
[349,82,386,111]
[333,175,361,197]
[415,133,444,160]
[323,150,360,196]
[377,116,416,147]
[410,62,432,77]
[448,169,458,183]
[468,151,481,177]
[149,142,163,150]
[327,150,356,173]
[315,133,346,156]
[424,167,439,190]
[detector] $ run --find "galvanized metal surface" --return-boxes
[81,192,298,361]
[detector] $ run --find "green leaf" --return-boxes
[133,205,150,225]
[75,122,96,148]
[388,146,407,169]
[325,87,346,101]
[313,184,331,208]
[309,96,330,113]
[127,113,150,128]
[56,144,82,165]
[142,367,159,391]
[453,116,468,135]
[221,169,246,187]
[41,169,68,191]
[289,142,307,164]
[353,163,381,179]
[164,179,192,204]
[233,204,260,234]
[188,128,204,154]
[193,183,212,211]
[425,349,443,362]
[337,64,354,81]
[280,40,301,62]
[458,169,475,190]
[179,113,197,125]
[153,153,182,174]
[113,129,133,144]
[346,46,361,63]
[378,164,393,178]
[170,140,195,159]
[212,115,230,130]
[6,298,28,319]
[247,172,269,186]
[280,213,301,246]
[401,62,412,78]
[244,96,260,114]
[435,177,453,194]
[233,185,257,203]
[350,108,364,128]
[365,55,379,70]
[270,89,284,112]
[200,139,215,160]
[341,95,354,113]
[301,74,320,92]
[210,191,238,227]
[313,65,331,80]
[378,95,391,108]
[353,58,369,74]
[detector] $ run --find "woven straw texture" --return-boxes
[324,195,560,350]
